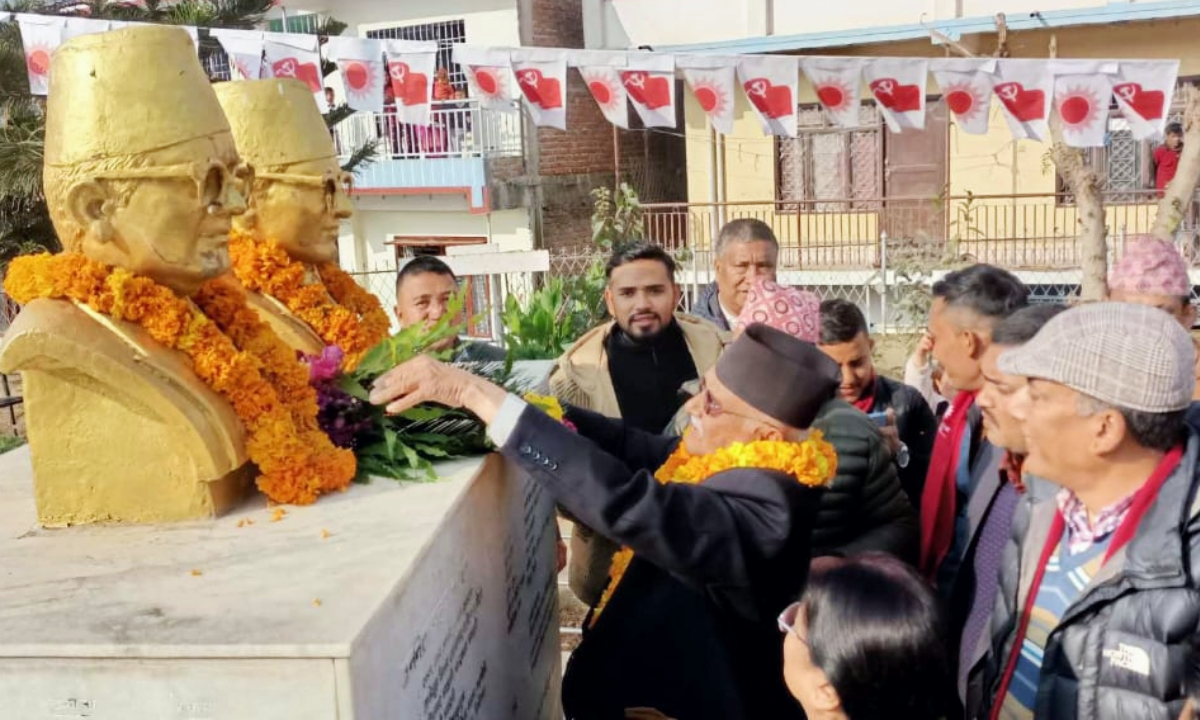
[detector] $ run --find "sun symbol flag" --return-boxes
[212,28,265,81]
[327,37,386,114]
[17,16,65,96]
[511,49,568,130]
[622,53,677,129]
[581,66,629,129]
[383,39,437,124]
[1053,74,1111,148]
[864,58,928,133]
[678,58,737,135]
[453,46,515,111]
[800,58,865,129]
[932,63,994,136]
[990,59,1053,142]
[1111,60,1179,140]
[736,55,799,137]
[264,35,324,110]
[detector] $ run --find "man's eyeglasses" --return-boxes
[682,378,785,428]
[777,601,807,644]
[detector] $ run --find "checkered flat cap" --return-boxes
[998,302,1196,413]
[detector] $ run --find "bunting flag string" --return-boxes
[4,17,1185,149]
[677,55,737,135]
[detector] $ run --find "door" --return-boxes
[882,101,948,254]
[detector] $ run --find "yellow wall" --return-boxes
[682,17,1200,263]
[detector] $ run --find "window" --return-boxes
[367,20,468,93]
[267,13,323,34]
[777,105,882,211]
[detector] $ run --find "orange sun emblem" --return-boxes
[25,45,51,77]
[583,71,623,113]
[690,75,730,116]
[342,60,379,104]
[1056,85,1102,131]
[813,77,854,112]
[943,81,987,123]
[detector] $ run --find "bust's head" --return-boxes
[215,80,352,265]
[43,25,248,297]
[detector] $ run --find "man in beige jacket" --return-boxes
[548,242,727,606]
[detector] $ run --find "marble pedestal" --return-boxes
[0,447,561,720]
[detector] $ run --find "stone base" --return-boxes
[0,446,561,720]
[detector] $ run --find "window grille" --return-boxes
[777,105,882,211]
[367,20,468,93]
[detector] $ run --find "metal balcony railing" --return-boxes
[334,99,523,161]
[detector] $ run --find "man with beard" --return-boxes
[369,324,840,720]
[548,242,727,607]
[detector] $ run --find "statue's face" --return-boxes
[73,134,249,296]
[240,156,352,264]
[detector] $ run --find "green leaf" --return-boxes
[336,373,370,401]
[383,428,399,461]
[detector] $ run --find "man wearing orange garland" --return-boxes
[371,324,840,720]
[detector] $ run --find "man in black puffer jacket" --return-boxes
[971,303,1200,719]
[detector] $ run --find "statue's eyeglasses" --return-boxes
[92,159,254,209]
[254,169,355,210]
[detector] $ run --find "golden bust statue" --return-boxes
[214,79,357,359]
[0,26,253,525]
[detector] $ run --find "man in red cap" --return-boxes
[371,324,841,720]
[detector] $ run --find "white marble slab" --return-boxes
[0,446,561,719]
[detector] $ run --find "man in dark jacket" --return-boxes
[973,302,1200,719]
[692,218,778,332]
[818,297,936,507]
[370,325,841,720]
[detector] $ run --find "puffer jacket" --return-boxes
[972,431,1200,720]
[692,282,731,332]
[807,397,918,562]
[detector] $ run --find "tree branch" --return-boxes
[1150,84,1200,242]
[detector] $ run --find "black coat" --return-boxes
[868,374,937,508]
[501,405,822,720]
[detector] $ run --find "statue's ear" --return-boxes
[66,181,108,234]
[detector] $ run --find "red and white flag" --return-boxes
[865,58,928,132]
[212,28,265,82]
[511,48,568,130]
[570,51,629,130]
[263,33,325,111]
[1112,60,1179,140]
[800,58,865,128]
[453,46,515,111]
[17,15,65,96]
[1054,73,1113,148]
[931,59,995,136]
[326,37,386,114]
[383,40,437,124]
[736,55,799,137]
[991,59,1052,141]
[622,54,676,128]
[678,56,738,135]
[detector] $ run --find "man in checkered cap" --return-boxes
[974,302,1200,720]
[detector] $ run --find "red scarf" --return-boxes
[918,390,978,581]
[852,375,878,413]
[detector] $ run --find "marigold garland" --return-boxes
[228,230,390,371]
[590,432,838,624]
[3,252,356,505]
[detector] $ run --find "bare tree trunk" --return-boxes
[1151,85,1200,243]
[1050,121,1108,301]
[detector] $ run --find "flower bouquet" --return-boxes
[308,292,522,481]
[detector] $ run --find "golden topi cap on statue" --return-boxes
[214,79,337,168]
[44,25,232,167]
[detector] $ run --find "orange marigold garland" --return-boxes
[227,230,390,371]
[3,252,355,505]
[589,432,838,625]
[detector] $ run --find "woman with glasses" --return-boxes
[779,554,950,720]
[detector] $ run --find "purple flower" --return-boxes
[307,345,344,382]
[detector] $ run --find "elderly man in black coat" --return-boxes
[371,324,842,720]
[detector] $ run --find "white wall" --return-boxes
[584,0,1134,49]
[277,0,520,45]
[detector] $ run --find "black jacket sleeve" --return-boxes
[503,405,822,589]
[893,384,937,507]
[563,404,680,472]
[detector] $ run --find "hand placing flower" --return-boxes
[368,354,508,423]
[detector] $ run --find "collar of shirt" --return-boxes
[1055,488,1135,556]
[719,301,739,330]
